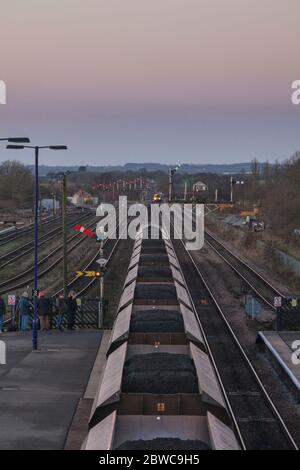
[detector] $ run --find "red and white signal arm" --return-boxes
[8,294,16,306]
[274,297,282,308]
[74,224,95,238]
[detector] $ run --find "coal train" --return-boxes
[83,230,240,450]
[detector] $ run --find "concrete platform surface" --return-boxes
[0,330,102,450]
[65,330,111,450]
[258,331,300,400]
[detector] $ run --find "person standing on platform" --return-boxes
[38,291,52,331]
[55,293,67,330]
[19,292,31,331]
[67,291,77,330]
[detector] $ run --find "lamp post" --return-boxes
[168,164,181,203]
[51,192,56,217]
[62,173,68,298]
[0,137,30,143]
[230,176,244,203]
[7,144,67,350]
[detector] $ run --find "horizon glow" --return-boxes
[0,0,299,165]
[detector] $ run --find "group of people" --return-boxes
[0,290,78,333]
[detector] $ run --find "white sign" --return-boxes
[96,257,107,267]
[274,297,282,308]
[7,295,16,306]
[96,224,108,241]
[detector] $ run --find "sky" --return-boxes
[0,0,299,166]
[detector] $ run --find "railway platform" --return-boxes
[0,329,102,449]
[258,331,300,402]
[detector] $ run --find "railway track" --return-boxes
[0,215,98,294]
[0,214,64,246]
[0,211,92,269]
[53,221,127,297]
[171,236,298,450]
[0,209,94,246]
[53,237,120,297]
[205,229,284,310]
[190,205,286,312]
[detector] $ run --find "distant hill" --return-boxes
[28,162,266,177]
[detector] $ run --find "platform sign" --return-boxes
[274,297,282,308]
[291,298,298,308]
[7,294,16,306]
[96,225,107,241]
[96,257,107,267]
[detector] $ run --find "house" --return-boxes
[71,190,93,205]
[40,199,60,211]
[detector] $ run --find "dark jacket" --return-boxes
[0,298,6,317]
[38,297,52,316]
[19,297,31,316]
[67,298,78,315]
[56,297,67,315]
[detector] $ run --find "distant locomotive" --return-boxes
[152,192,163,203]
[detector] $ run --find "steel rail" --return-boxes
[0,211,92,268]
[173,234,298,450]
[0,217,98,294]
[54,221,127,297]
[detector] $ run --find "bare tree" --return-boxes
[250,158,260,180]
[262,160,271,181]
[0,160,33,207]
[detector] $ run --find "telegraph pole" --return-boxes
[184,181,187,201]
[62,174,68,298]
[215,188,218,203]
[168,169,172,203]
[230,176,234,203]
[52,193,56,217]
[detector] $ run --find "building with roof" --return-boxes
[71,190,93,205]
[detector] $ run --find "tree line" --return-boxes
[0,161,33,210]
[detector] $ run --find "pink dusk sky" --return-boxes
[0,0,299,165]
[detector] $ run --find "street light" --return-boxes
[7,144,67,350]
[230,176,244,203]
[0,137,30,143]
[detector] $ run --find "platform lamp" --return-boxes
[7,144,67,351]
